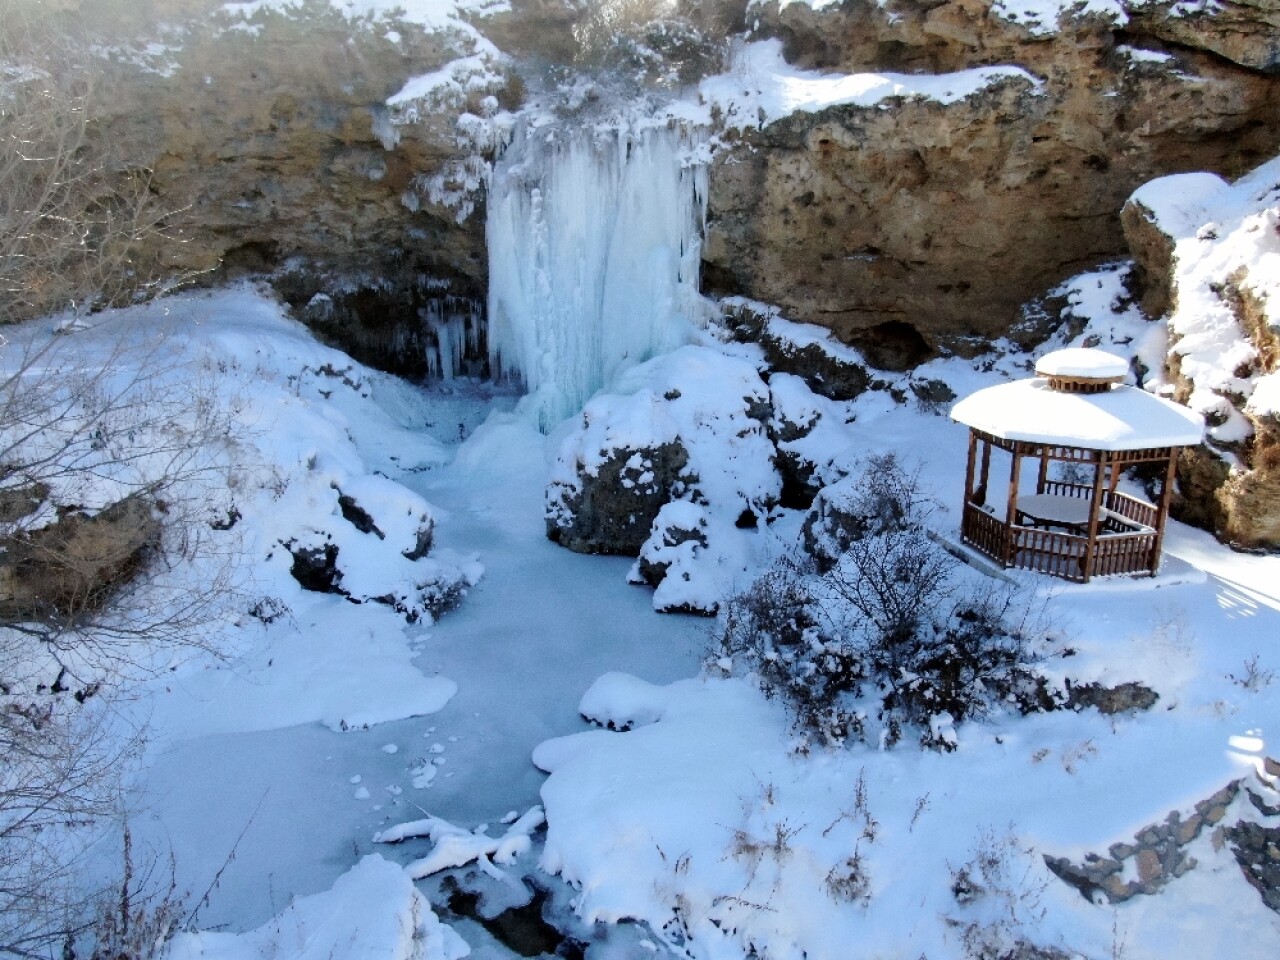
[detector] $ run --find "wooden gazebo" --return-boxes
[950,348,1204,582]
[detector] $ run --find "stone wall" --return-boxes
[49,0,507,374]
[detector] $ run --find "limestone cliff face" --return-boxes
[75,0,512,376]
[703,0,1280,368]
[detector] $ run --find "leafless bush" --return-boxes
[947,828,1063,960]
[82,826,184,960]
[0,324,239,958]
[1227,653,1277,692]
[713,456,1063,749]
[0,693,130,959]
[1,321,242,684]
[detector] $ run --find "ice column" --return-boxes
[486,119,710,429]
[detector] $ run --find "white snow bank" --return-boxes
[550,346,779,519]
[1127,153,1280,428]
[535,659,1280,960]
[952,377,1203,449]
[6,287,470,738]
[700,39,1041,132]
[1129,171,1233,241]
[167,854,470,960]
[579,671,675,730]
[547,345,781,611]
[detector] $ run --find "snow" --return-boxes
[1034,346,1129,380]
[991,0,1127,35]
[9,275,1274,960]
[375,806,544,879]
[167,854,470,960]
[951,377,1204,449]
[546,344,782,611]
[1128,154,1280,427]
[699,39,1042,132]
[9,60,1278,955]
[487,119,712,429]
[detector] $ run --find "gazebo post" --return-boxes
[1036,446,1050,495]
[1148,452,1179,575]
[964,430,977,504]
[1082,450,1108,581]
[975,437,992,505]
[1003,443,1022,566]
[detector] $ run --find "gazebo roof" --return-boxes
[951,376,1204,451]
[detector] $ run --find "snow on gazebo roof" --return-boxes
[951,372,1204,451]
[1034,347,1128,381]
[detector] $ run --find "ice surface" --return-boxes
[487,120,711,429]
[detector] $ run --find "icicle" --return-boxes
[486,119,711,430]
[424,296,486,380]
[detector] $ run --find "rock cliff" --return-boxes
[17,0,1280,544]
[51,0,511,375]
[704,0,1280,366]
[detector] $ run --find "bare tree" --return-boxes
[0,14,236,957]
[0,3,181,327]
[0,695,131,960]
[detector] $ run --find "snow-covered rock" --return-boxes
[166,854,470,960]
[546,345,782,612]
[1123,153,1280,547]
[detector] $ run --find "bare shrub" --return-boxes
[82,826,184,960]
[1227,653,1277,692]
[0,8,186,327]
[0,692,128,959]
[0,15,235,951]
[947,828,1066,960]
[713,456,1063,750]
[1,322,242,682]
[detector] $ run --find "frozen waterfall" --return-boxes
[486,119,711,429]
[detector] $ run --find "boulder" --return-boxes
[547,441,691,555]
[0,496,161,626]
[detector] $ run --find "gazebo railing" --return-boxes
[961,501,1158,582]
[1007,525,1087,581]
[1033,481,1159,530]
[961,503,1006,561]
[1104,490,1158,530]
[1039,480,1092,500]
[1091,530,1158,578]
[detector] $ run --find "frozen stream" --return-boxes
[133,396,706,944]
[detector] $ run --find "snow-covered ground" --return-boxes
[3,278,1269,960]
